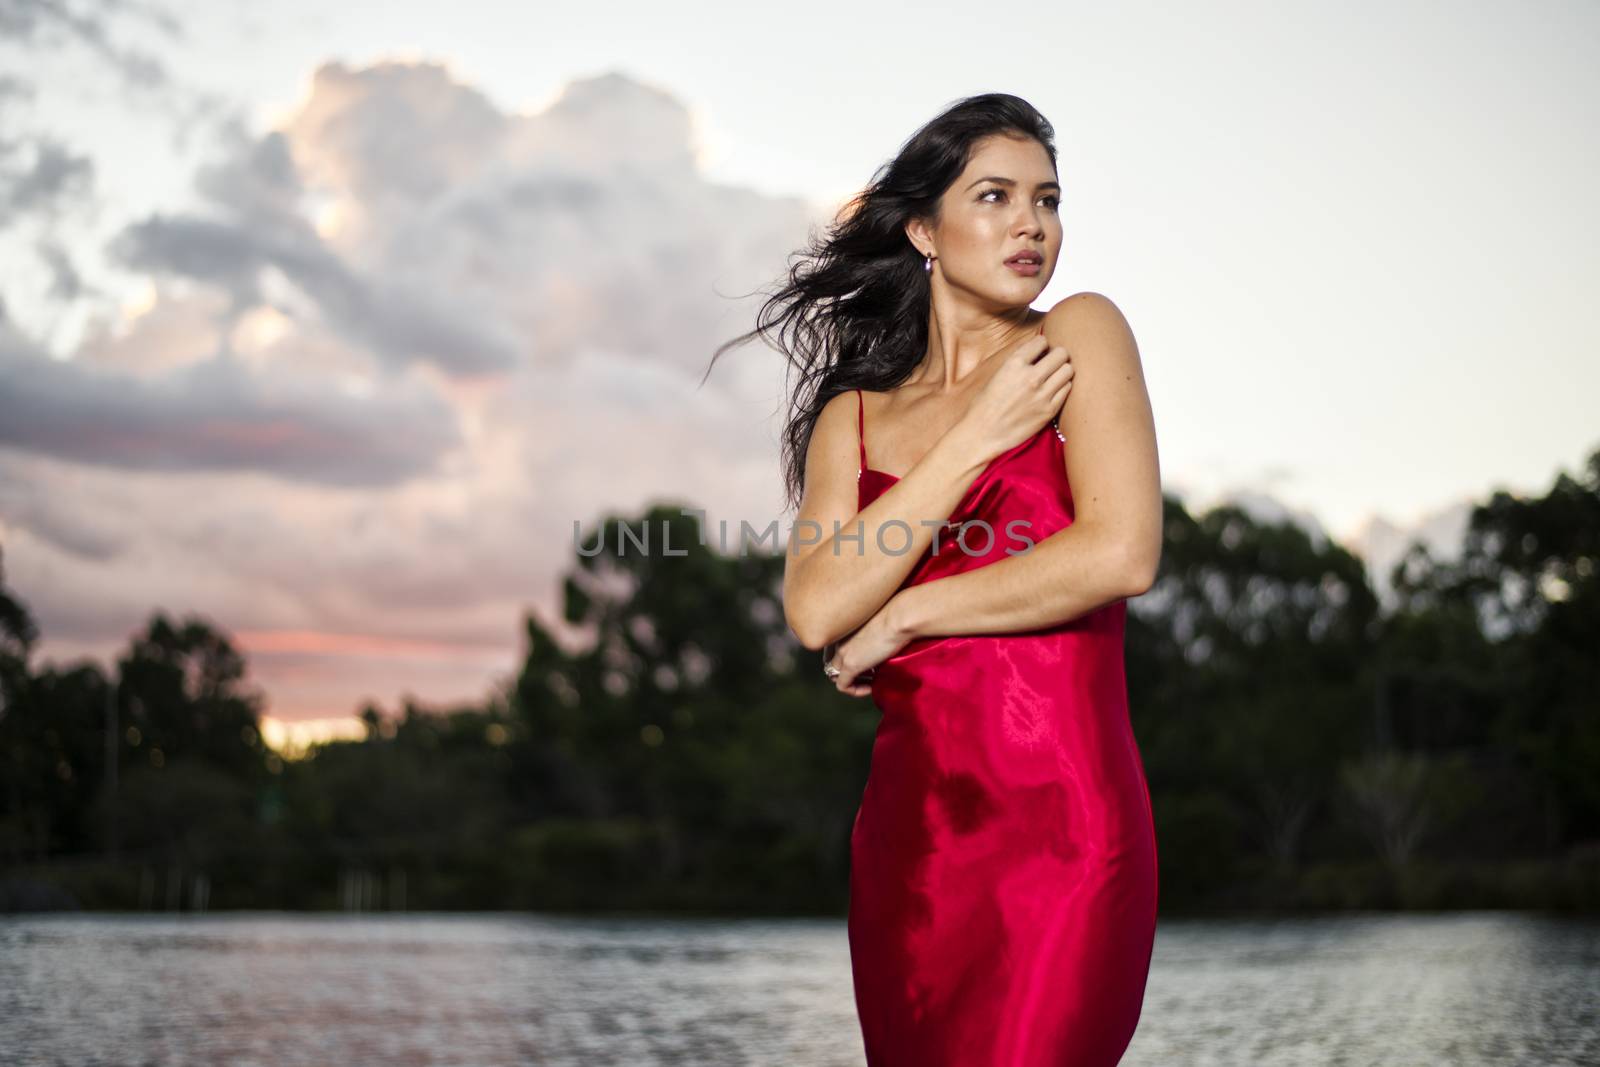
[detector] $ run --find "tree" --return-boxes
[115,613,270,780]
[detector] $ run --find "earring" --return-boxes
[924,255,932,273]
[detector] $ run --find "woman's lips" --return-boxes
[1005,258,1042,277]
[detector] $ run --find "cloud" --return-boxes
[35,240,95,302]
[110,210,525,376]
[0,0,177,94]
[0,316,461,486]
[0,137,95,227]
[0,0,243,340]
[1,61,821,721]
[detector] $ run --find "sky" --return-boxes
[1,0,1596,746]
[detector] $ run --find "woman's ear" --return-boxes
[903,216,933,259]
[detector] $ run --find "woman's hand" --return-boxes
[958,325,1073,459]
[823,597,915,698]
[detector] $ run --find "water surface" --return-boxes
[2,911,1595,1065]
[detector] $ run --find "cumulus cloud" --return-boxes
[0,0,188,230]
[0,0,242,351]
[0,60,822,721]
[110,210,525,376]
[0,0,178,93]
[0,315,461,486]
[0,137,95,226]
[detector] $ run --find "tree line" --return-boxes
[2,446,1596,914]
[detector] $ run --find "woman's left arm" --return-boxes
[890,291,1162,641]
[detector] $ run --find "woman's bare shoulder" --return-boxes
[1041,291,1134,347]
[806,388,863,461]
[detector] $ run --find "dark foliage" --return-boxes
[3,449,1598,914]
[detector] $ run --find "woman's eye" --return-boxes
[981,189,1061,209]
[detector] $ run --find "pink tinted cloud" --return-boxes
[2,61,819,722]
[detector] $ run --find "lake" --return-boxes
[2,911,1596,1065]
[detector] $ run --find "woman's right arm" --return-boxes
[782,334,1070,651]
[782,392,993,651]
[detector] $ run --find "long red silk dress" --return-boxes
[847,387,1159,1066]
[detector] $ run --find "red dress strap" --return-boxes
[856,388,867,476]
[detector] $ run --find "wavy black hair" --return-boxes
[706,92,1058,512]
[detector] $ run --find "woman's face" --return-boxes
[911,133,1062,308]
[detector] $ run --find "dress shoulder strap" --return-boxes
[855,388,867,475]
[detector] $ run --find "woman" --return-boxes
[717,94,1162,1065]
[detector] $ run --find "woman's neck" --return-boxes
[914,301,1037,391]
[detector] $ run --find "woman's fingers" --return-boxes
[1034,344,1070,369]
[1042,358,1074,393]
[1035,353,1073,426]
[1013,335,1051,369]
[1026,341,1066,368]
[827,647,874,695]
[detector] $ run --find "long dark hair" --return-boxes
[706,93,1057,511]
